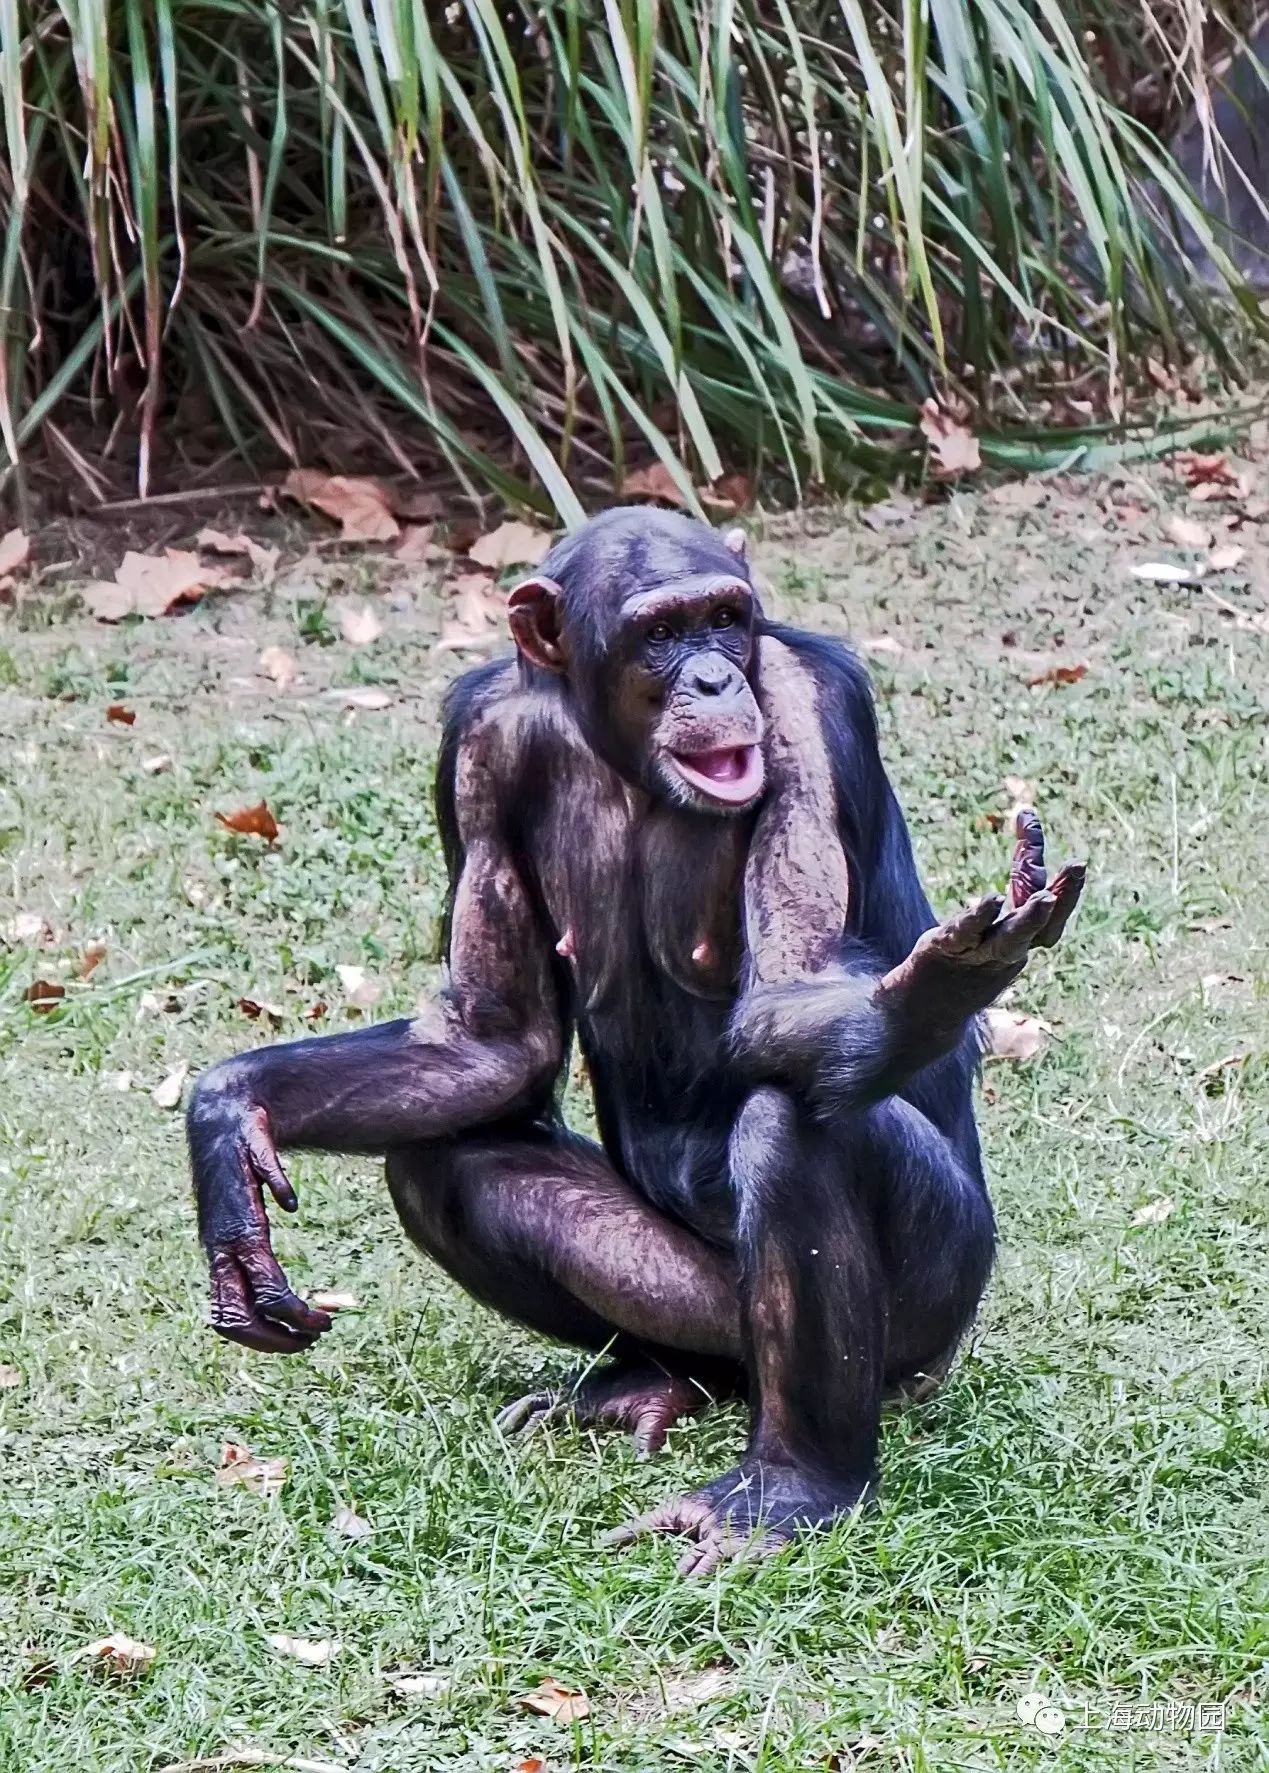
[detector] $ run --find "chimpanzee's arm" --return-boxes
[731,636,1084,1111]
[188,710,564,1353]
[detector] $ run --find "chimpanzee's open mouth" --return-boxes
[669,744,765,807]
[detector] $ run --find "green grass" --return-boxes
[1,468,1268,1770]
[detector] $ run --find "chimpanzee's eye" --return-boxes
[712,607,736,629]
[647,622,673,643]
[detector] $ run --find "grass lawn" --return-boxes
[1,456,1266,1772]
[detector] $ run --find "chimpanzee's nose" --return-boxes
[687,654,738,696]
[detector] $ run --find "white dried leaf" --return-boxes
[335,687,393,711]
[309,1290,359,1312]
[216,1442,289,1497]
[80,1632,157,1675]
[336,601,384,645]
[267,1634,340,1667]
[1132,1196,1175,1227]
[389,1670,448,1698]
[1129,561,1205,586]
[331,1501,373,1541]
[336,965,382,1010]
[468,519,552,570]
[258,646,298,688]
[152,1063,188,1110]
[982,1008,1049,1062]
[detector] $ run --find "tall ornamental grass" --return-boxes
[0,1,1260,519]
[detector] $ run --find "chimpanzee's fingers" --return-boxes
[1031,860,1087,948]
[1009,807,1047,907]
[928,893,1005,956]
[208,1250,321,1354]
[983,889,1057,962]
[245,1108,298,1212]
[234,1239,333,1337]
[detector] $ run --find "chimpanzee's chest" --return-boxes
[528,762,750,1027]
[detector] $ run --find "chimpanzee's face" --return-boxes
[600,573,765,813]
[506,510,767,816]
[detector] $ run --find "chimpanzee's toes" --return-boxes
[495,1389,560,1436]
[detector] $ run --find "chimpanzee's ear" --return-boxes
[507,575,567,672]
[722,526,748,560]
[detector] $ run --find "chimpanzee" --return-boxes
[189,506,1084,1575]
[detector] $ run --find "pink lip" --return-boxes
[670,744,765,806]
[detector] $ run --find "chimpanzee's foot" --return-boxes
[496,1360,722,1457]
[605,1459,872,1576]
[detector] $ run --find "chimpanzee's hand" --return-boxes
[189,1085,333,1354]
[881,809,1085,1021]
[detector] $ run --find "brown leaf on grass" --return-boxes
[336,601,384,645]
[919,398,981,476]
[85,549,230,621]
[78,942,107,981]
[24,980,65,1013]
[396,523,439,565]
[80,1632,157,1676]
[514,1761,548,1773]
[516,1678,591,1725]
[331,1500,373,1541]
[336,964,382,1010]
[437,571,505,651]
[468,520,553,571]
[196,527,280,579]
[1164,514,1211,549]
[237,996,284,1026]
[266,1634,340,1668]
[982,1008,1050,1061]
[1024,662,1088,689]
[217,1442,288,1498]
[309,1289,359,1312]
[304,1001,328,1023]
[1178,451,1238,490]
[283,469,399,543]
[215,801,279,841]
[0,1364,21,1388]
[1209,543,1246,572]
[0,527,31,581]
[258,646,298,689]
[621,461,690,507]
[152,1062,188,1110]
[106,704,136,726]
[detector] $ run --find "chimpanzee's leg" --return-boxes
[611,1088,993,1573]
[385,1125,742,1453]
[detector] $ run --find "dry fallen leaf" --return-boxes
[437,571,505,651]
[142,753,172,775]
[103,1071,133,1092]
[1003,775,1038,805]
[24,980,65,1013]
[196,527,280,578]
[258,646,298,689]
[468,519,553,571]
[336,601,384,645]
[152,1063,188,1111]
[309,1289,359,1312]
[336,687,393,711]
[217,1442,289,1498]
[215,801,280,841]
[862,498,917,532]
[283,469,399,543]
[515,1678,591,1725]
[84,549,229,621]
[0,527,31,580]
[1131,1196,1175,1227]
[1209,543,1246,572]
[699,472,751,515]
[78,942,108,981]
[919,398,981,476]
[1164,514,1211,549]
[1129,560,1205,587]
[389,1670,448,1699]
[331,1501,373,1541]
[1178,450,1239,490]
[266,1634,340,1668]
[237,996,284,1025]
[1199,1048,1250,1079]
[396,522,439,565]
[0,1364,21,1388]
[336,964,382,1011]
[80,1632,157,1676]
[987,480,1048,511]
[4,913,55,947]
[106,703,136,726]
[1024,662,1088,689]
[982,1007,1049,1061]
[513,1761,548,1773]
[858,635,905,658]
[621,461,690,507]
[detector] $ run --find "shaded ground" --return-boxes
[1,449,1267,1771]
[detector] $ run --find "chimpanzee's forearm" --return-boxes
[188,1005,561,1160]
